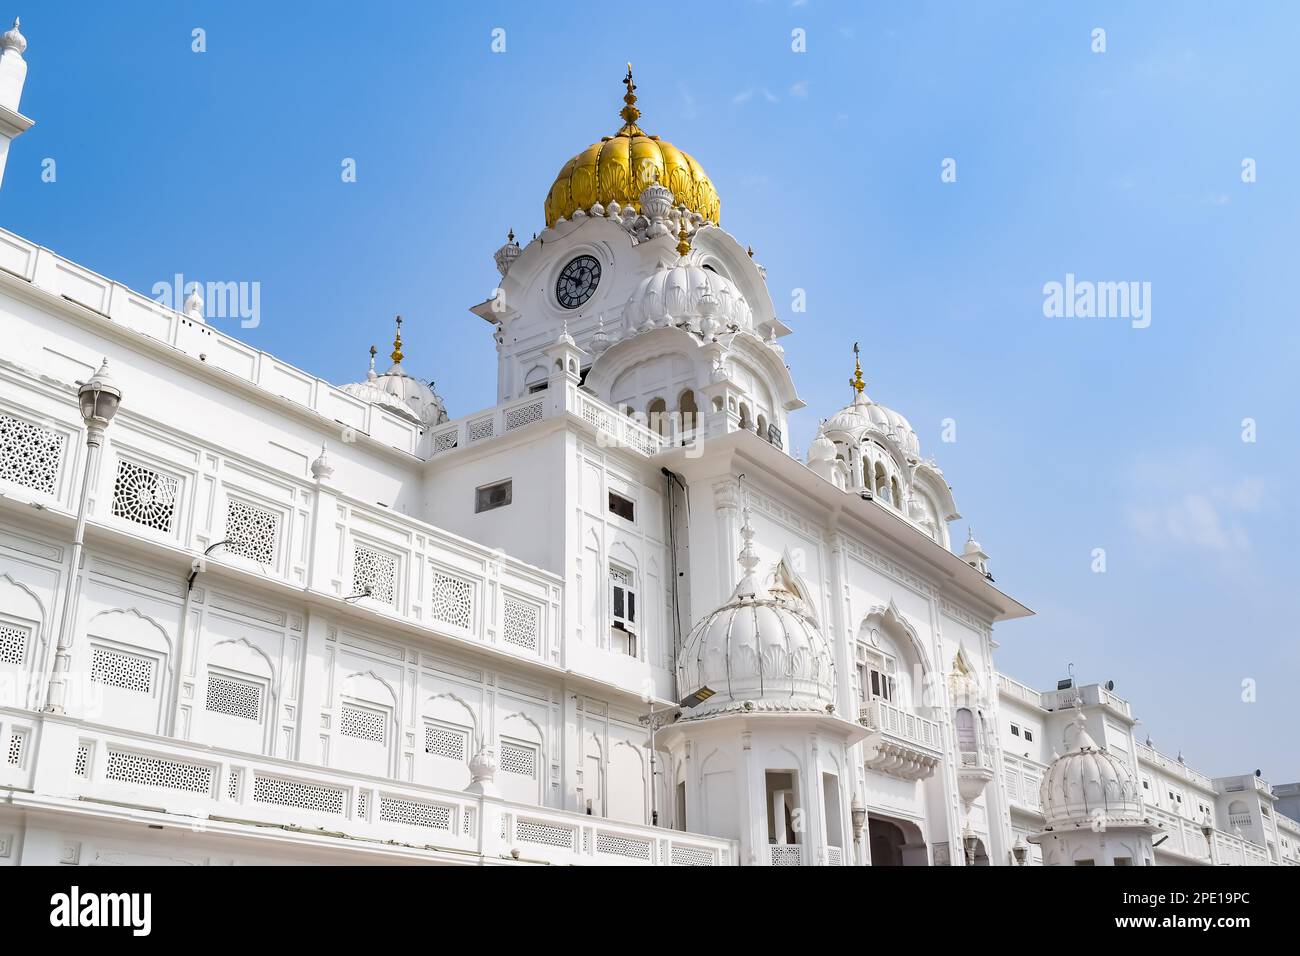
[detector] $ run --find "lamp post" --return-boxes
[45,359,121,713]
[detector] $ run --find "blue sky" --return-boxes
[4,1,1296,777]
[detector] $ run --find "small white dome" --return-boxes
[824,391,919,459]
[624,263,753,332]
[341,324,449,428]
[678,511,836,720]
[807,423,836,464]
[1040,713,1148,829]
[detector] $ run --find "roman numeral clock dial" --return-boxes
[556,255,601,309]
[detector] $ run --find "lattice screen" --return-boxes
[499,740,537,778]
[424,723,467,761]
[205,673,262,721]
[224,499,280,566]
[6,732,24,766]
[501,596,539,652]
[90,646,154,694]
[352,545,396,606]
[252,774,345,815]
[339,704,386,743]
[0,622,29,666]
[0,413,65,495]
[430,571,473,629]
[105,749,214,794]
[378,796,453,830]
[111,459,180,532]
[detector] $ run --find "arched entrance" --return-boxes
[867,814,929,866]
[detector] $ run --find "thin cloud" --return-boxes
[790,80,810,97]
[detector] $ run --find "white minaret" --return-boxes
[0,16,33,191]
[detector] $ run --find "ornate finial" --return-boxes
[675,208,691,257]
[366,345,378,380]
[390,316,404,365]
[733,476,764,600]
[1,17,26,55]
[507,228,515,243]
[311,443,334,481]
[747,245,754,258]
[618,62,643,135]
[849,341,866,394]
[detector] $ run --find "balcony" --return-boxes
[1041,683,1132,720]
[1003,754,1047,816]
[859,699,942,781]
[0,707,736,866]
[957,750,996,805]
[1136,744,1216,792]
[1148,805,1271,866]
[427,383,666,462]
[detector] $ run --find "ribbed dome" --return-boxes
[543,70,720,228]
[341,323,449,429]
[1041,716,1148,828]
[824,391,920,459]
[678,512,836,720]
[624,263,751,331]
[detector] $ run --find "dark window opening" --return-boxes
[608,491,635,522]
[475,480,512,513]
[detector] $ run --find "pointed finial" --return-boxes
[849,341,866,394]
[747,245,754,258]
[366,345,378,380]
[618,62,643,134]
[507,228,515,243]
[676,208,692,257]
[390,316,404,365]
[1,17,26,55]
[734,474,763,600]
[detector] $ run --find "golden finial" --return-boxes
[507,228,515,243]
[676,210,691,257]
[849,341,866,394]
[391,315,404,365]
[619,62,643,135]
[747,245,754,258]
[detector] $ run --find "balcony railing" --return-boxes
[996,673,1045,708]
[1229,812,1253,830]
[1148,804,1271,866]
[1041,683,1131,719]
[427,383,667,462]
[1,707,736,866]
[859,699,943,781]
[1136,744,1216,792]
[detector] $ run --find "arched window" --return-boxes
[647,397,669,438]
[738,402,753,431]
[890,477,903,510]
[873,463,890,503]
[756,413,768,439]
[955,708,978,753]
[677,389,698,440]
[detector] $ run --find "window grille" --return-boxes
[90,646,154,693]
[0,413,65,494]
[111,459,180,532]
[224,499,279,565]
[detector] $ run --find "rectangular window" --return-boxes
[608,490,635,522]
[609,565,637,656]
[1010,723,1020,737]
[1024,729,1034,742]
[527,381,549,394]
[475,479,512,513]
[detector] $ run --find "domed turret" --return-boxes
[823,344,919,458]
[341,317,449,427]
[543,66,720,228]
[678,504,836,720]
[1040,709,1147,829]
[623,262,752,334]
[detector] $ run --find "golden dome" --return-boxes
[543,66,721,229]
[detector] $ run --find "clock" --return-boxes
[556,255,601,309]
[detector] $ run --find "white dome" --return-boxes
[678,514,836,720]
[624,262,753,333]
[807,423,836,464]
[824,391,919,459]
[341,330,449,428]
[1040,715,1148,829]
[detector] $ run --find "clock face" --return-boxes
[556,255,601,309]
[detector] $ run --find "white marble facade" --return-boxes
[0,25,1295,867]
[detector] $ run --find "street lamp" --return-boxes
[45,359,122,712]
[1012,835,1028,865]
